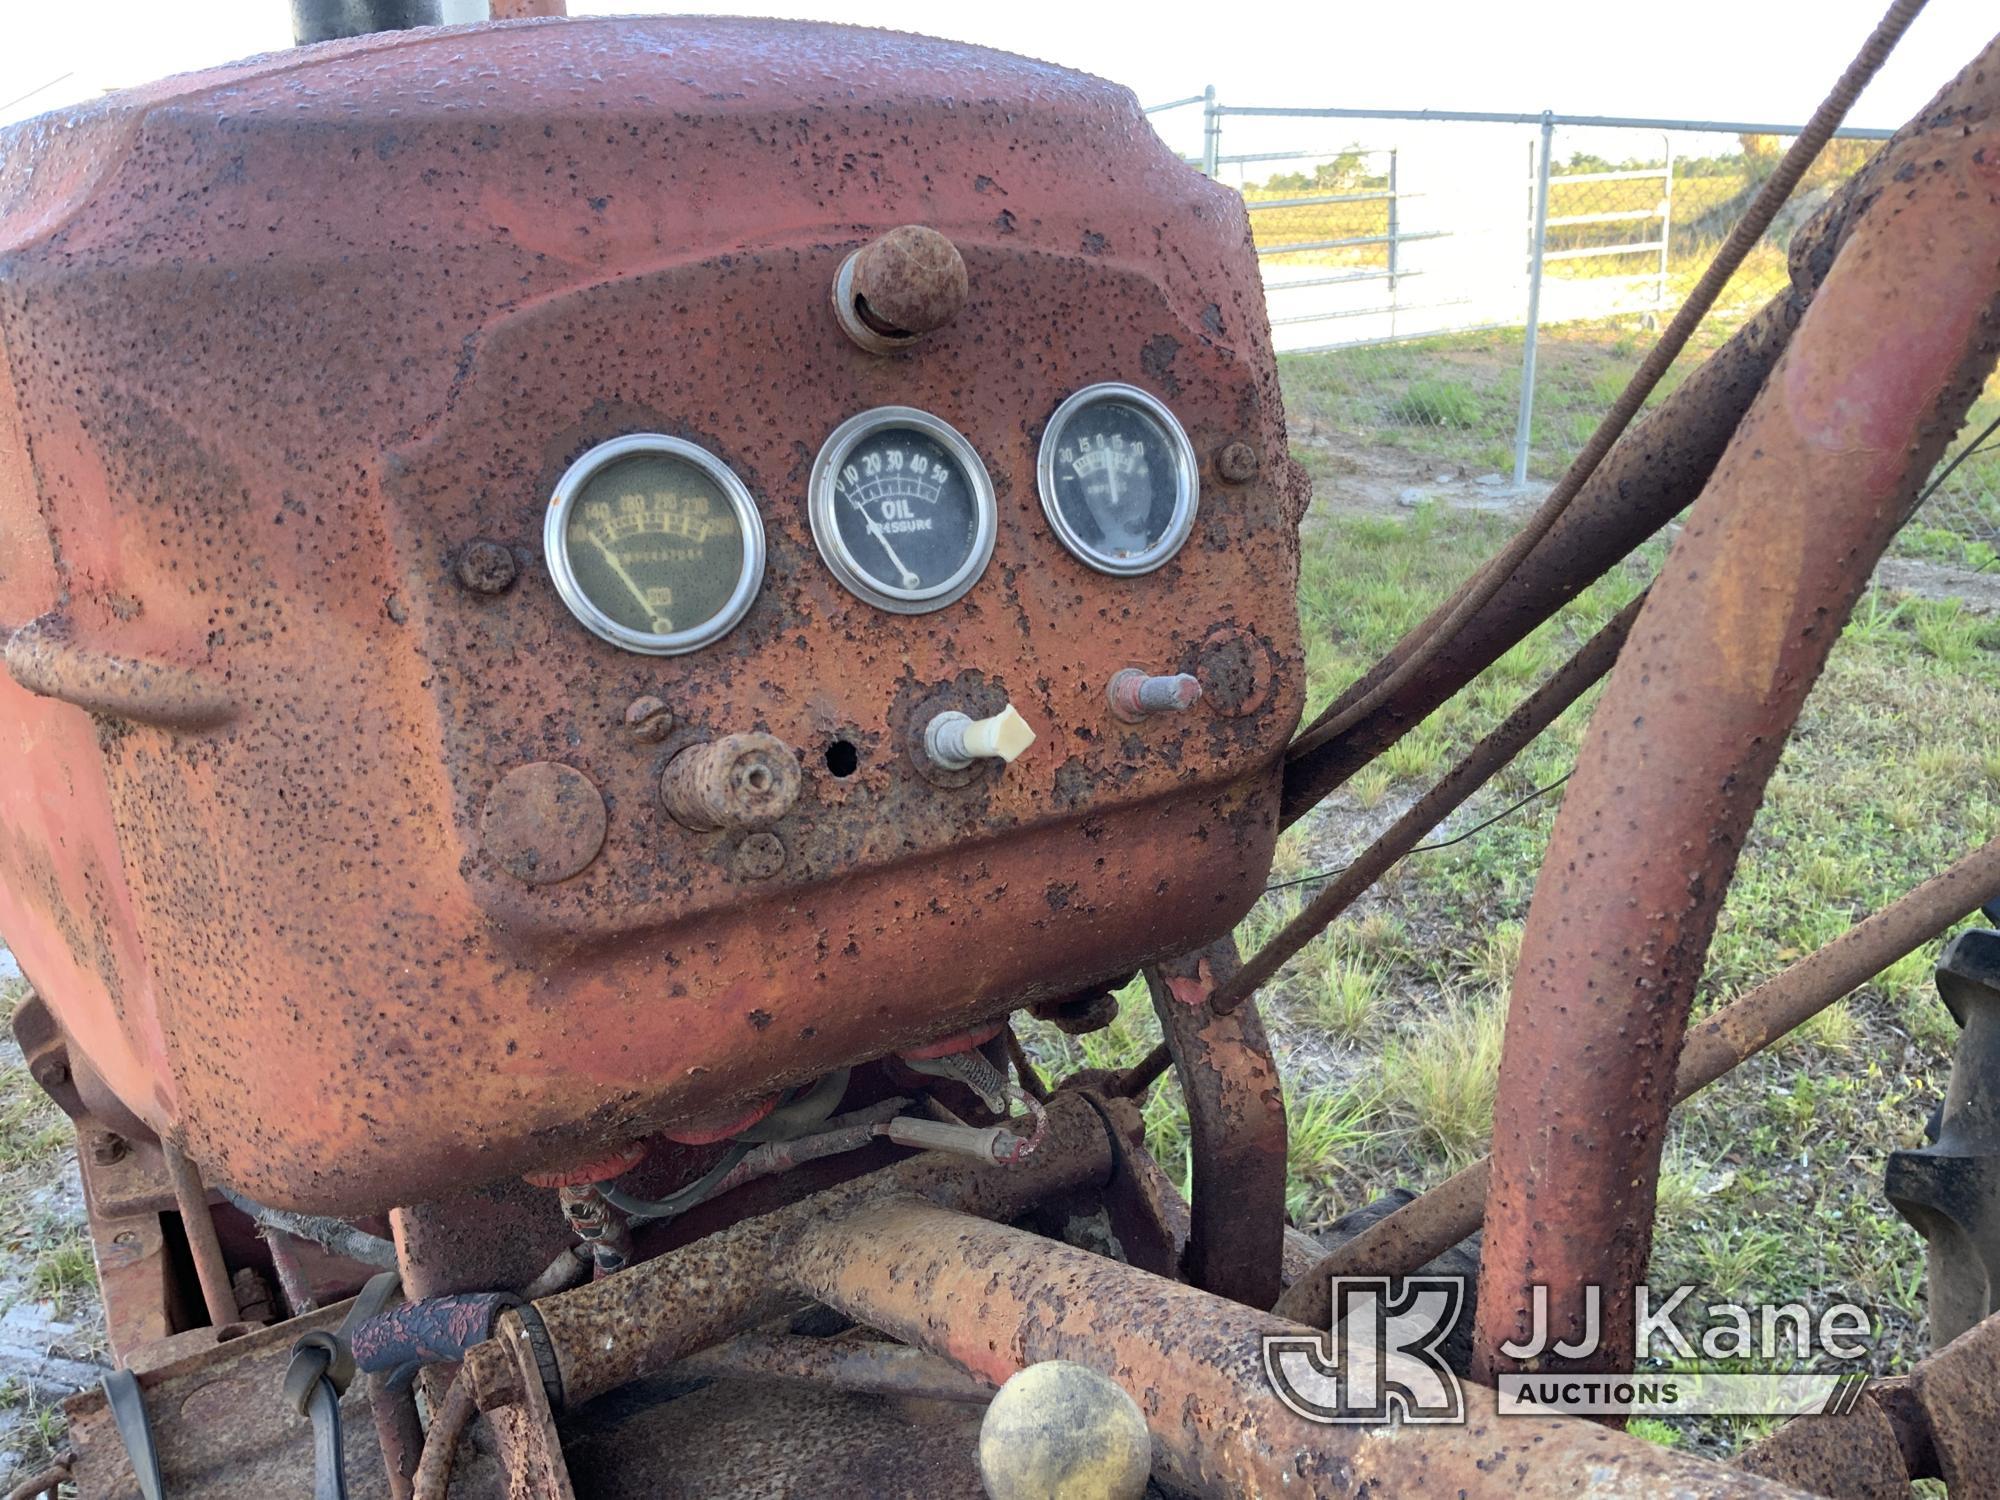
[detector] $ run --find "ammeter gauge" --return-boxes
[808,406,997,614]
[545,435,765,655]
[1037,383,1198,575]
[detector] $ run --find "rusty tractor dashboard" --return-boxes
[0,18,1306,1213]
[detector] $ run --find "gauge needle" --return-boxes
[588,535,672,631]
[847,496,921,589]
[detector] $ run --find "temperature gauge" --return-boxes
[809,406,997,614]
[545,434,765,655]
[1037,383,1198,575]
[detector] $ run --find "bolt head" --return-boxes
[624,695,673,741]
[734,832,786,880]
[91,1132,129,1166]
[1217,442,1260,484]
[455,539,519,595]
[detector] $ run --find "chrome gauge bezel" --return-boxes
[1036,382,1200,576]
[544,433,766,656]
[808,405,998,615]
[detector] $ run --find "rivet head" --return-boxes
[1217,442,1260,484]
[455,538,519,595]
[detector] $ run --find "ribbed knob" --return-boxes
[659,734,801,832]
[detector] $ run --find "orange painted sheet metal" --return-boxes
[0,19,1306,1213]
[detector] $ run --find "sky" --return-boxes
[1,1,1992,142]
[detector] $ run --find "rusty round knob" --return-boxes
[834,225,968,352]
[978,1360,1150,1500]
[659,734,802,832]
[482,763,608,885]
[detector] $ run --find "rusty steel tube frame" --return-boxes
[1143,940,1286,1309]
[1476,91,2000,1381]
[1273,830,2000,1327]
[467,1090,1119,1412]
[779,1197,1807,1498]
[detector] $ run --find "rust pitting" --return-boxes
[0,15,1302,1214]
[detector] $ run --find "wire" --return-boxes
[1915,412,2000,509]
[1263,772,1573,894]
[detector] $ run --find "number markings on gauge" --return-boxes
[809,407,997,614]
[545,435,765,656]
[1037,383,1198,576]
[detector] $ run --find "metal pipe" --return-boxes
[161,1141,239,1329]
[1512,113,1554,488]
[1386,148,1400,302]
[1273,830,2000,1328]
[291,0,441,45]
[410,1374,475,1500]
[780,1198,1806,1498]
[264,1227,318,1317]
[1479,11,1989,1382]
[219,1186,397,1268]
[1200,85,1220,176]
[511,1090,1118,1409]
[1212,104,1894,139]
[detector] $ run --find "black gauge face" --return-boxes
[545,436,765,655]
[1037,384,1198,575]
[810,407,997,614]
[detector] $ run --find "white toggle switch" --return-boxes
[925,705,1037,771]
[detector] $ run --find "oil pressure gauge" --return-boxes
[545,435,765,656]
[809,406,997,614]
[1037,383,1199,575]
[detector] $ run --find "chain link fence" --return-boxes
[1146,95,2000,569]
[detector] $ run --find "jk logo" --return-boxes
[1263,1276,1467,1424]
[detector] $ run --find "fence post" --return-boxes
[1386,148,1400,296]
[1512,111,1555,490]
[1201,85,1220,177]
[1656,133,1674,326]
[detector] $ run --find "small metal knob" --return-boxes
[834,225,968,353]
[1106,669,1202,723]
[924,705,1036,772]
[659,734,801,832]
